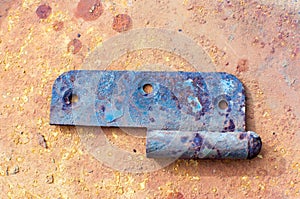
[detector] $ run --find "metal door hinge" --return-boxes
[50,70,262,159]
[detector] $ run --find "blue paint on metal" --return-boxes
[146,130,261,159]
[50,70,262,159]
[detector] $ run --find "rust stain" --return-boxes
[167,192,185,199]
[236,59,249,73]
[75,0,104,21]
[52,21,64,31]
[68,39,82,54]
[112,14,133,32]
[36,4,52,19]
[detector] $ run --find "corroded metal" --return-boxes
[146,131,261,159]
[50,70,262,159]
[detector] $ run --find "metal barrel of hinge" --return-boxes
[146,131,262,159]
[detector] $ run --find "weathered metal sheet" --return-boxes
[50,70,245,130]
[50,70,261,159]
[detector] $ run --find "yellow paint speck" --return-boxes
[258,183,265,190]
[212,187,217,193]
[112,132,118,139]
[118,187,124,194]
[257,154,263,159]
[191,176,200,181]
[139,181,146,190]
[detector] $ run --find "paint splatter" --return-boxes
[52,21,64,31]
[68,39,82,54]
[36,4,52,19]
[75,0,104,21]
[112,14,132,32]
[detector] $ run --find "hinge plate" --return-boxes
[50,70,261,159]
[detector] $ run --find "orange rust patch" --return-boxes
[68,39,82,54]
[52,21,64,31]
[112,14,133,32]
[236,59,249,73]
[167,192,185,199]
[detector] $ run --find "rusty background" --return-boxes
[0,0,299,198]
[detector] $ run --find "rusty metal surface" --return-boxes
[1,0,299,198]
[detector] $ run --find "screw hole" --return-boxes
[63,89,79,105]
[143,84,153,94]
[218,100,228,110]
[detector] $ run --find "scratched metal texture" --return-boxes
[49,70,259,159]
[146,131,261,159]
[50,70,246,132]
